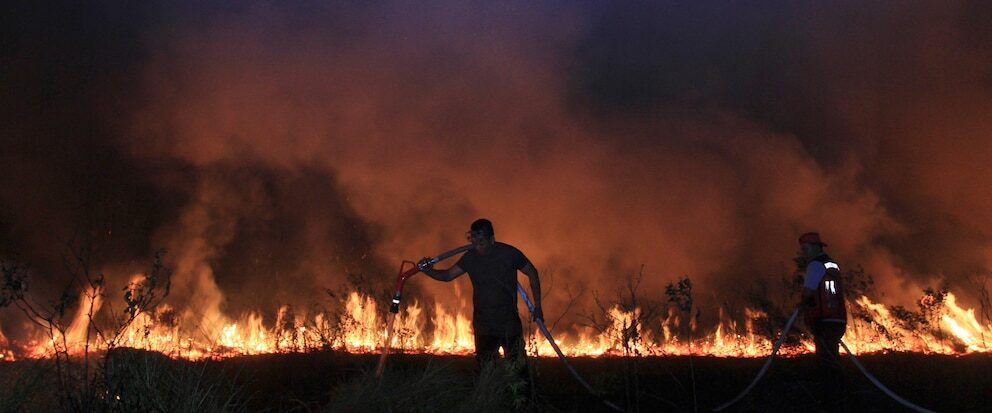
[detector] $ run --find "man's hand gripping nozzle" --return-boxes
[388,246,470,314]
[378,245,472,377]
[387,257,437,314]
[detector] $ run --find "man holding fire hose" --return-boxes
[798,232,847,411]
[419,218,543,369]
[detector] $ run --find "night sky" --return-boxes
[3,1,992,341]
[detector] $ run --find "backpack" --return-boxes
[804,256,847,324]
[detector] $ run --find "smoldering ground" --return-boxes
[3,0,992,342]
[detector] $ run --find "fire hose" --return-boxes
[712,307,801,411]
[713,307,938,413]
[375,244,623,411]
[517,283,624,412]
[387,244,474,315]
[837,340,937,413]
[376,245,936,412]
[376,244,473,376]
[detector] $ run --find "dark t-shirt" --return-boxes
[455,242,531,336]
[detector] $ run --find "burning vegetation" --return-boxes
[3,248,990,412]
[2,247,990,362]
[4,1,992,410]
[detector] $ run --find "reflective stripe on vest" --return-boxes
[823,262,839,293]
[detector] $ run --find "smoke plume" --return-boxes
[3,0,992,341]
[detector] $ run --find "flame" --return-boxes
[23,285,106,359]
[0,327,12,361]
[4,288,991,360]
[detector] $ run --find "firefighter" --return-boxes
[799,232,847,411]
[419,219,542,369]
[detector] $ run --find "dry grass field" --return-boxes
[3,350,987,412]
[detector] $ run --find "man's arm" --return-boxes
[422,265,466,282]
[801,287,815,307]
[521,262,543,321]
[800,261,825,307]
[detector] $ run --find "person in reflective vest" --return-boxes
[798,232,846,411]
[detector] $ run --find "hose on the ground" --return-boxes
[517,283,625,412]
[838,340,938,413]
[712,307,800,411]
[712,306,940,413]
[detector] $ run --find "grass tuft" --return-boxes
[325,359,525,413]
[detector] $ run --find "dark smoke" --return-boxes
[3,1,992,341]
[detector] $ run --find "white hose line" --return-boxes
[517,283,625,412]
[838,340,938,413]
[712,307,801,412]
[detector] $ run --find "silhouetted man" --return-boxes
[420,218,542,367]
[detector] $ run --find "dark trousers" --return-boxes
[475,332,529,384]
[474,332,526,365]
[475,332,531,406]
[812,321,846,410]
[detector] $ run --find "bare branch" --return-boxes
[550,282,584,332]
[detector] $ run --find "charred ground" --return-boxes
[2,350,988,412]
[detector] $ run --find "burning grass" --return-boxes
[3,242,992,363]
[3,250,992,411]
[9,288,990,361]
[6,261,990,361]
